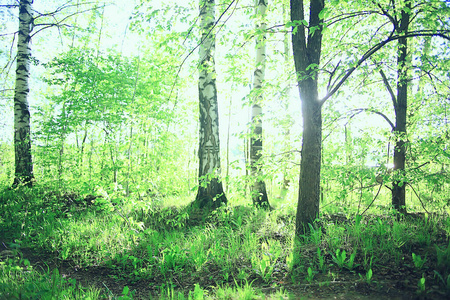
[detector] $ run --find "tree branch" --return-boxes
[167,0,239,102]
[320,30,450,105]
[378,68,397,109]
[350,108,395,130]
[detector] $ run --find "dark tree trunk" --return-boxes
[291,0,324,236]
[392,3,411,215]
[296,88,322,235]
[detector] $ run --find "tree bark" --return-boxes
[193,0,227,209]
[250,0,270,208]
[279,2,292,200]
[392,2,411,215]
[13,0,34,187]
[291,0,324,236]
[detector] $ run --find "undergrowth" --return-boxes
[1,184,450,299]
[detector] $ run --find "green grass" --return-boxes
[1,184,450,298]
[0,257,101,299]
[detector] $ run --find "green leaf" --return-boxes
[122,286,129,296]
[319,7,329,20]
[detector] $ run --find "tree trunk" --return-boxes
[296,83,323,235]
[291,0,324,236]
[250,0,270,208]
[279,2,292,200]
[392,3,411,215]
[193,0,227,209]
[13,0,34,187]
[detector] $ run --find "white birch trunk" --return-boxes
[250,0,269,207]
[194,0,226,208]
[13,0,34,187]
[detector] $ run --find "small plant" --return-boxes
[331,248,359,270]
[362,250,373,270]
[308,223,322,245]
[237,269,249,281]
[118,286,133,300]
[189,283,205,300]
[375,218,386,236]
[331,249,346,269]
[306,266,315,283]
[316,248,326,272]
[366,268,373,283]
[345,250,359,270]
[360,268,373,284]
[417,275,426,294]
[412,253,427,269]
[251,239,282,282]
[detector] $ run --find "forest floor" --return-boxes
[12,234,448,300]
[1,187,450,299]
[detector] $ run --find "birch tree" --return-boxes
[6,0,101,187]
[250,0,270,208]
[193,0,227,209]
[13,0,34,187]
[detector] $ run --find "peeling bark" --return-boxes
[194,0,227,209]
[250,0,270,208]
[13,0,34,187]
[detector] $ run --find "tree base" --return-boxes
[192,178,227,210]
[252,180,270,209]
[12,176,34,189]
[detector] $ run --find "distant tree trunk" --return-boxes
[250,0,270,208]
[13,0,34,187]
[279,2,292,201]
[392,2,411,215]
[291,0,324,236]
[225,95,232,194]
[193,0,227,209]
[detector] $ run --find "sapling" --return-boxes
[412,253,426,269]
[417,276,426,294]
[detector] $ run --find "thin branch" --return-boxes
[351,108,395,129]
[30,4,103,39]
[321,30,450,105]
[167,0,239,102]
[323,107,394,143]
[379,68,397,109]
[0,31,18,37]
[31,24,74,38]
[32,2,100,20]
[326,11,377,27]
[409,161,430,171]
[407,183,430,214]
[372,0,397,28]
[360,183,383,216]
[326,61,340,93]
